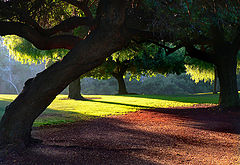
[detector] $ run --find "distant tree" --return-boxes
[87,43,185,94]
[85,47,138,94]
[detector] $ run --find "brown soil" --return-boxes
[1,106,240,165]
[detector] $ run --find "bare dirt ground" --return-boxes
[1,106,240,165]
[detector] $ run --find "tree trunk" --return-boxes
[113,74,128,95]
[216,55,239,109]
[213,67,217,94]
[0,15,129,148]
[68,78,86,100]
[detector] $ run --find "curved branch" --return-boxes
[0,21,81,50]
[44,16,94,36]
[185,45,215,64]
[147,41,182,55]
[23,16,93,36]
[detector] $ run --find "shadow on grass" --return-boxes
[142,107,240,134]
[35,108,98,127]
[87,99,153,109]
[118,94,219,104]
[0,97,97,127]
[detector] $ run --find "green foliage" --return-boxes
[134,44,186,75]
[142,0,239,43]
[185,51,240,84]
[185,57,215,83]
[185,65,214,84]
[86,43,186,82]
[84,45,142,80]
[3,35,68,64]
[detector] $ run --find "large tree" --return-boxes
[0,0,148,149]
[174,1,240,108]
[141,0,240,108]
[0,0,239,150]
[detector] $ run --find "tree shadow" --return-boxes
[87,99,153,108]
[142,107,240,134]
[2,115,237,164]
[0,96,98,127]
[119,94,219,104]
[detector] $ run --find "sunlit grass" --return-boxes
[0,94,219,127]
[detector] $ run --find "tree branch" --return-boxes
[185,44,215,64]
[43,16,94,36]
[0,21,81,50]
[149,41,182,55]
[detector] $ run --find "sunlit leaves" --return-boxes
[185,65,214,84]
[3,35,68,64]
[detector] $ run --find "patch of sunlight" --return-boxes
[194,92,217,95]
[0,94,218,127]
[0,94,17,101]
[47,95,198,116]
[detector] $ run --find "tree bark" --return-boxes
[216,54,239,109]
[213,67,217,94]
[186,41,240,110]
[113,74,128,95]
[68,78,86,100]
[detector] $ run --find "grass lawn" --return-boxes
[0,93,219,127]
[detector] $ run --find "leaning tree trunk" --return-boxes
[216,54,239,109]
[113,74,128,95]
[0,9,129,148]
[68,77,86,100]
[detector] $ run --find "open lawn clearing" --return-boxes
[0,94,218,126]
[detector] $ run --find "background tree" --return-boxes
[140,0,240,108]
[86,43,185,94]
[86,46,138,95]
[185,51,240,95]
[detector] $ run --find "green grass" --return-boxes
[0,93,219,127]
